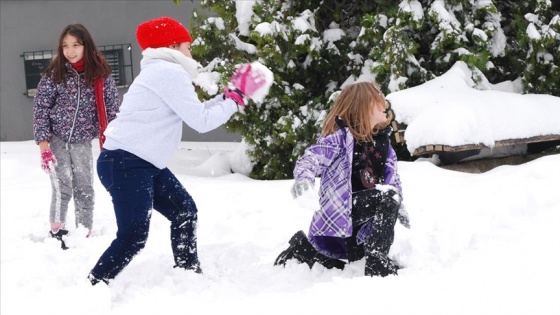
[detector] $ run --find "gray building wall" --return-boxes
[0,0,240,142]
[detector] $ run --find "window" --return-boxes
[22,50,53,97]
[22,43,134,97]
[98,44,134,88]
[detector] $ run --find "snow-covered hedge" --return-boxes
[187,0,559,179]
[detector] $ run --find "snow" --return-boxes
[207,17,225,31]
[235,0,256,36]
[244,61,274,104]
[3,3,560,314]
[323,28,344,43]
[2,138,560,315]
[386,61,560,154]
[430,1,461,31]
[254,22,274,36]
[527,22,542,40]
[490,26,507,57]
[292,10,317,33]
[230,33,258,54]
[2,57,560,315]
[399,0,424,22]
[2,59,560,315]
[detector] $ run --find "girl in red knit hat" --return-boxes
[88,16,268,285]
[33,23,120,249]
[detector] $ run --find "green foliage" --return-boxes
[181,0,559,179]
[513,0,560,95]
[189,0,368,179]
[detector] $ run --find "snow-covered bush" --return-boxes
[185,0,559,179]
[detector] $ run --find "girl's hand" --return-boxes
[291,179,320,211]
[397,203,411,229]
[40,149,57,174]
[291,179,313,199]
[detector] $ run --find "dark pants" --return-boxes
[90,149,199,282]
[346,188,400,261]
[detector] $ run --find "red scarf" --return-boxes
[70,59,85,73]
[95,78,108,150]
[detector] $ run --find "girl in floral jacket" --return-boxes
[274,81,410,277]
[33,23,119,248]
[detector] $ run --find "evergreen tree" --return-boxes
[189,0,384,179]
[181,0,559,179]
[513,0,560,95]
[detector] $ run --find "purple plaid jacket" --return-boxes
[294,126,402,255]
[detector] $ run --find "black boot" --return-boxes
[49,229,69,250]
[274,231,345,270]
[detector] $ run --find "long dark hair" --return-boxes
[43,23,112,85]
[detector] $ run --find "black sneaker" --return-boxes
[273,245,296,267]
[365,251,399,277]
[49,229,69,250]
[274,230,314,267]
[274,231,345,270]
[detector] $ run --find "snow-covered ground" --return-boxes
[3,2,559,313]
[1,140,559,315]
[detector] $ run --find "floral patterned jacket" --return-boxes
[33,63,119,144]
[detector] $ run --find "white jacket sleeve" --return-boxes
[156,64,238,133]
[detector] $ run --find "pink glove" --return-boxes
[41,150,57,174]
[229,63,267,99]
[224,88,246,108]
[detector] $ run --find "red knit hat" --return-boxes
[136,16,193,50]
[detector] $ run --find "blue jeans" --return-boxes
[90,149,199,282]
